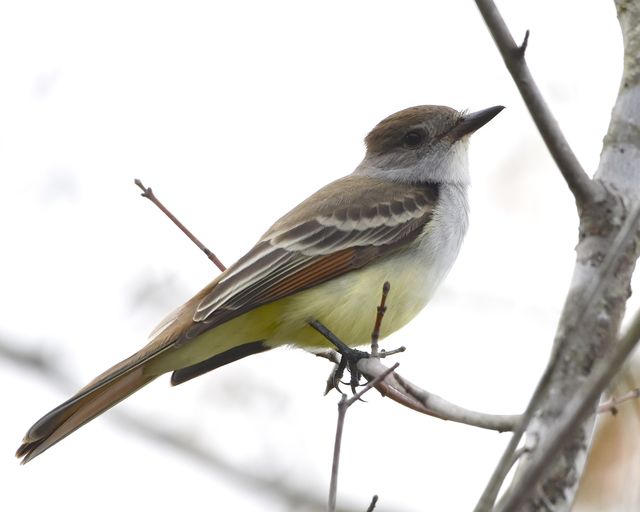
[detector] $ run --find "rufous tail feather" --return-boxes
[16,361,157,463]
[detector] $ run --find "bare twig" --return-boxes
[328,363,399,512]
[474,0,595,209]
[370,281,391,357]
[134,179,227,271]
[517,29,530,55]
[366,495,379,512]
[358,357,520,432]
[495,308,640,512]
[394,372,519,432]
[378,346,406,358]
[597,387,640,415]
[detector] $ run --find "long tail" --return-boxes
[16,352,161,464]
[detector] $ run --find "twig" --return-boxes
[328,363,399,512]
[366,495,379,512]
[474,0,595,209]
[358,357,520,432]
[370,281,391,357]
[378,346,406,358]
[597,387,640,415]
[495,308,640,512]
[134,179,227,271]
[518,29,530,55]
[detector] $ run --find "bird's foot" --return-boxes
[327,346,370,396]
[307,318,370,396]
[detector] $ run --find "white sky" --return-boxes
[0,1,633,511]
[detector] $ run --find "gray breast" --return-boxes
[415,182,469,290]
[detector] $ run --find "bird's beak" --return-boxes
[450,105,505,139]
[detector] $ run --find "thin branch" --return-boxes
[395,372,519,432]
[134,179,227,271]
[597,387,640,415]
[495,308,640,512]
[366,495,379,512]
[358,357,520,432]
[518,29,530,55]
[370,281,391,357]
[378,346,406,358]
[328,363,399,512]
[474,0,595,209]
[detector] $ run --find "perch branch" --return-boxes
[358,357,519,432]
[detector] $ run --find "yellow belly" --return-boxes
[149,249,440,375]
[271,254,434,348]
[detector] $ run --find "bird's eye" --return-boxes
[403,129,426,148]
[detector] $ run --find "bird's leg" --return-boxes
[308,319,370,395]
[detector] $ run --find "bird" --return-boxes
[16,104,503,463]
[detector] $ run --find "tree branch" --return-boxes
[134,179,227,271]
[357,357,519,432]
[475,0,596,209]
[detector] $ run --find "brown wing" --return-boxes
[179,175,440,340]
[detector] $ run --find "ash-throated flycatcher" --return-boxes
[17,104,503,463]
